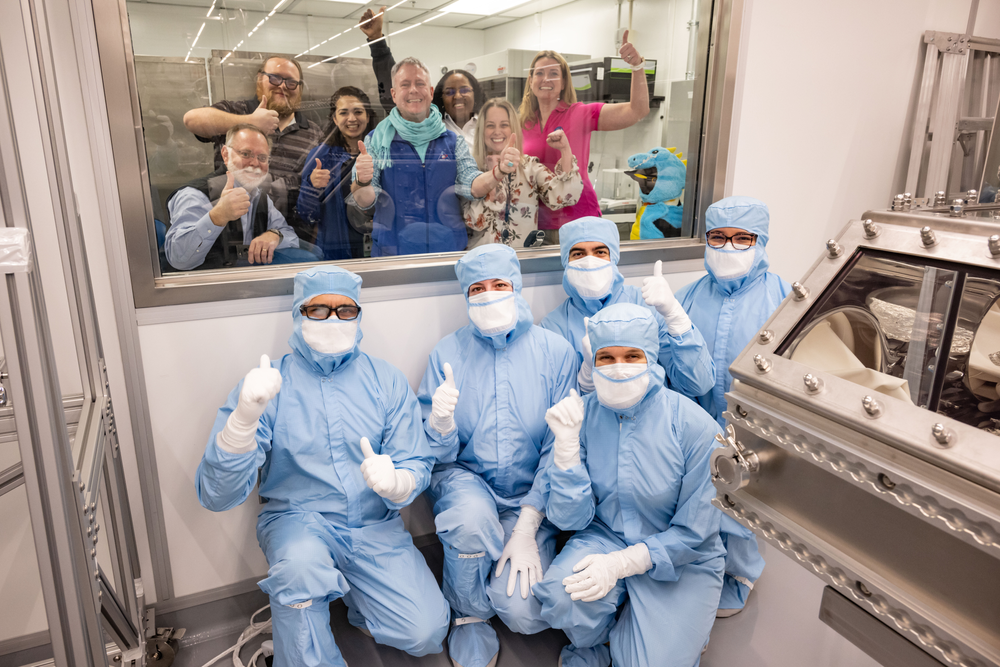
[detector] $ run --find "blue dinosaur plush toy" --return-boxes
[625,147,686,239]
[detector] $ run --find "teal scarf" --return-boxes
[367,105,447,169]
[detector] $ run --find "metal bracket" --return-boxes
[924,30,970,55]
[710,424,759,493]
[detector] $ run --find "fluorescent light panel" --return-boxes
[443,0,529,15]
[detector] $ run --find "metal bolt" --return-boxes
[791,282,810,301]
[86,526,92,535]
[862,219,880,238]
[989,235,1000,257]
[920,226,937,246]
[950,199,964,217]
[903,192,912,210]
[94,524,100,533]
[90,502,96,512]
[94,568,100,578]
[934,191,946,206]
[878,473,895,490]
[753,354,771,373]
[114,656,122,663]
[758,329,774,344]
[857,581,873,597]
[803,374,823,393]
[862,395,882,417]
[90,549,96,557]
[967,189,978,204]
[826,239,843,258]
[892,194,904,211]
[931,423,953,446]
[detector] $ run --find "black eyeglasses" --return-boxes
[259,71,301,90]
[706,231,757,250]
[444,86,473,97]
[299,304,361,321]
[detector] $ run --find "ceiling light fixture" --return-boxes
[220,0,289,64]
[296,0,408,59]
[442,0,529,16]
[310,11,448,68]
[184,21,207,62]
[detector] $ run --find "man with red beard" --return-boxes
[183,56,324,234]
[165,124,311,270]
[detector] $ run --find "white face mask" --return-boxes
[468,290,517,336]
[301,318,359,355]
[706,245,756,280]
[566,256,613,298]
[593,362,650,410]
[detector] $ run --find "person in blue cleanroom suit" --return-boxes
[195,266,449,667]
[534,303,725,667]
[676,195,791,618]
[418,244,579,667]
[539,216,714,400]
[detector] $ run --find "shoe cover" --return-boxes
[447,621,499,667]
[558,644,611,667]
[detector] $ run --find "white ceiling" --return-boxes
[136,0,578,29]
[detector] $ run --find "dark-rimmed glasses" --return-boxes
[259,71,301,90]
[444,86,473,97]
[299,304,361,321]
[706,231,757,250]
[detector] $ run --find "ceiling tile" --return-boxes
[457,15,513,29]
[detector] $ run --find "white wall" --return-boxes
[729,0,1000,286]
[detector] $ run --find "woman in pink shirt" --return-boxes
[519,32,650,240]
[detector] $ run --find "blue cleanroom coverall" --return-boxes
[540,216,714,399]
[418,244,579,667]
[534,303,725,667]
[676,195,791,613]
[195,266,449,667]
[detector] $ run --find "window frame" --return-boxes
[92,0,744,308]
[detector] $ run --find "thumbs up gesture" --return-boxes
[355,140,374,186]
[642,260,691,335]
[497,133,520,175]
[429,362,460,435]
[545,389,585,470]
[235,354,282,424]
[309,157,331,189]
[359,437,415,503]
[248,94,280,134]
[618,29,643,68]
[210,171,251,226]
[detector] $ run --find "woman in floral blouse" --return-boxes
[464,98,583,248]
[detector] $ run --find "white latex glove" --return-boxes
[429,362,459,435]
[495,505,545,599]
[545,389,584,470]
[359,437,415,504]
[217,355,282,454]
[642,260,692,336]
[562,543,652,602]
[577,317,595,393]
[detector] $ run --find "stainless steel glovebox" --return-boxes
[711,210,1000,667]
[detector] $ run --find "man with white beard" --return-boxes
[165,124,307,270]
[183,56,325,232]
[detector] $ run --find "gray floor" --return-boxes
[158,540,889,667]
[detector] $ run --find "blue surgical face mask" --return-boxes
[593,362,650,410]
[705,245,756,280]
